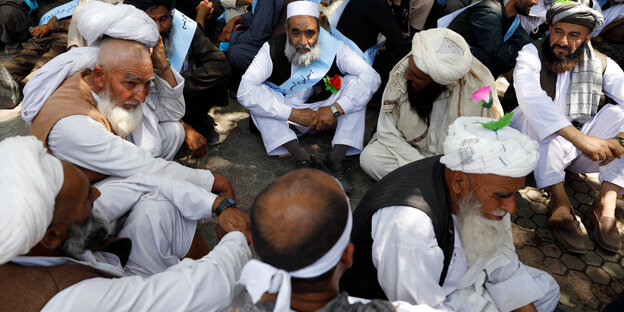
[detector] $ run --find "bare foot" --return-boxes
[182,121,208,158]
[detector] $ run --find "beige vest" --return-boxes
[30,69,112,182]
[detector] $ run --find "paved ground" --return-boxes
[2,51,624,311]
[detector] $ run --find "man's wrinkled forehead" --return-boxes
[108,57,154,82]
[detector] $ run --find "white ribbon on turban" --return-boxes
[238,198,353,312]
[411,28,473,86]
[77,1,159,47]
[0,136,64,265]
[21,1,159,123]
[440,117,539,178]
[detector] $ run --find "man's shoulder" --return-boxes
[472,0,503,16]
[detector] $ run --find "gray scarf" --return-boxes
[567,41,603,124]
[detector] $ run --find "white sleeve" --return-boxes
[485,251,545,311]
[335,43,381,114]
[513,44,572,142]
[41,232,252,312]
[602,57,624,106]
[371,206,469,311]
[94,173,218,222]
[221,0,238,9]
[147,69,186,122]
[237,43,293,120]
[374,103,425,166]
[48,115,215,192]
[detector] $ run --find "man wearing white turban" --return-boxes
[341,117,560,312]
[20,1,252,277]
[0,136,252,312]
[237,0,381,193]
[236,169,435,312]
[360,28,504,181]
[511,2,624,254]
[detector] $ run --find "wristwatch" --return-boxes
[214,197,236,217]
[616,136,624,148]
[330,104,341,118]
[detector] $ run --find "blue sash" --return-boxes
[503,16,520,42]
[38,0,79,25]
[265,28,339,95]
[169,9,197,73]
[329,25,383,65]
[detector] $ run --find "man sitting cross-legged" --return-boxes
[511,2,624,254]
[237,1,381,193]
[21,4,250,277]
[235,169,437,312]
[341,117,560,312]
[0,136,251,312]
[360,28,503,181]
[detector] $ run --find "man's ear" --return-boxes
[341,242,355,268]
[585,32,593,42]
[92,65,106,89]
[449,170,470,196]
[39,224,68,251]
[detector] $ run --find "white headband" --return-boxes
[238,196,352,312]
[287,1,320,19]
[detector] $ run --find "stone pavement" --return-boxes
[2,52,623,311]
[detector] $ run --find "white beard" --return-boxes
[96,85,143,137]
[162,26,175,59]
[284,34,322,68]
[455,191,511,266]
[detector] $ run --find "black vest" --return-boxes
[266,34,342,104]
[339,156,455,300]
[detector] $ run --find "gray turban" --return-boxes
[546,2,604,33]
[0,136,64,264]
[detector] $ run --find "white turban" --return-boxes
[21,1,159,123]
[287,1,320,19]
[440,117,539,178]
[411,28,472,86]
[77,1,159,47]
[0,136,64,264]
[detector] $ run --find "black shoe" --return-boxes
[196,116,220,146]
[323,155,352,194]
[296,155,319,169]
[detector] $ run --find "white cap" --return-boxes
[287,1,320,19]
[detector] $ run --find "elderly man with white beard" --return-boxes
[237,1,381,193]
[341,117,560,312]
[0,136,251,311]
[20,2,251,278]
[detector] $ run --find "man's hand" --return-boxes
[217,31,232,43]
[236,0,253,6]
[314,106,337,131]
[218,15,243,43]
[288,108,317,128]
[212,173,235,198]
[151,35,168,69]
[558,125,618,165]
[30,24,53,38]
[195,0,214,28]
[181,121,209,158]
[212,197,251,243]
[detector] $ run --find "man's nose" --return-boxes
[500,197,517,215]
[133,85,148,103]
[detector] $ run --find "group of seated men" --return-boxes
[0,0,623,310]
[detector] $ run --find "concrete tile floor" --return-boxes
[2,50,623,311]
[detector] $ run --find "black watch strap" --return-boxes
[215,197,236,217]
[616,136,624,148]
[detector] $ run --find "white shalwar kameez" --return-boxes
[371,206,560,312]
[11,231,251,312]
[46,71,219,276]
[237,41,381,156]
[511,44,624,190]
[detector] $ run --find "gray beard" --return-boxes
[455,191,511,266]
[62,211,111,257]
[284,34,321,68]
[96,84,144,137]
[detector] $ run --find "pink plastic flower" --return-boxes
[472,86,493,108]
